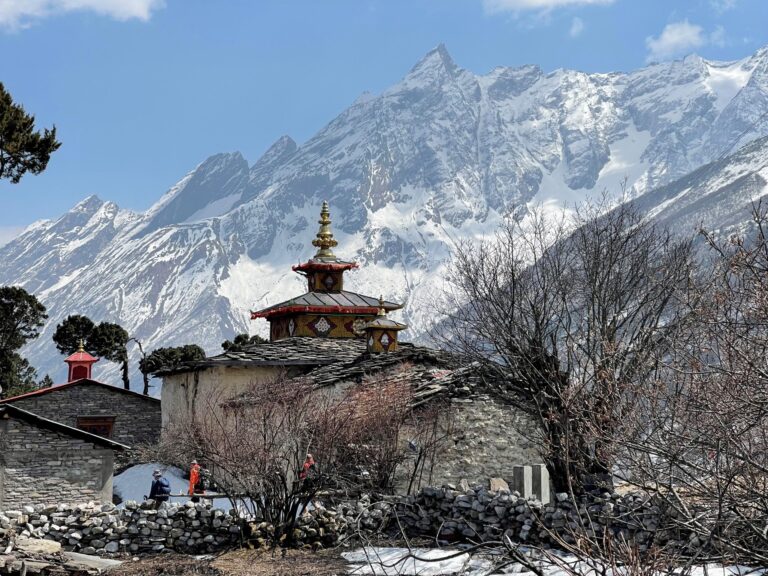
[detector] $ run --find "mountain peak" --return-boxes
[405,43,459,81]
[70,195,104,214]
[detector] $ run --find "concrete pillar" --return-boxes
[512,465,532,499]
[532,464,551,504]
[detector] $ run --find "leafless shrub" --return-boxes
[438,196,694,495]
[153,368,447,547]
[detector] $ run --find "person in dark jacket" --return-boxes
[148,470,171,508]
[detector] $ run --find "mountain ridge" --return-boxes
[3,44,768,387]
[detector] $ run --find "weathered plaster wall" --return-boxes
[161,365,288,432]
[0,417,114,510]
[6,383,160,448]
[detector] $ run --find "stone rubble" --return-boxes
[394,484,695,553]
[0,484,708,562]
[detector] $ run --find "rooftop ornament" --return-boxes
[311,201,338,260]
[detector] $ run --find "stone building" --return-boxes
[0,404,126,510]
[0,345,161,450]
[159,203,540,488]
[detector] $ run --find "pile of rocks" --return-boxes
[248,503,351,549]
[0,499,241,555]
[335,493,394,533]
[396,485,690,552]
[0,536,124,575]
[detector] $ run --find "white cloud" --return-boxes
[0,0,164,30]
[483,0,614,14]
[645,20,706,62]
[569,16,584,37]
[710,0,737,13]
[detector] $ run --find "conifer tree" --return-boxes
[0,83,61,183]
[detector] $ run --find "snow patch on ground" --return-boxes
[343,547,767,576]
[113,463,189,508]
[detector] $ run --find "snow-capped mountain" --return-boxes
[3,44,768,387]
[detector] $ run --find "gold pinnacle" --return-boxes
[77,339,85,353]
[378,295,386,316]
[311,201,339,259]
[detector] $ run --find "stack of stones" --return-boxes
[334,493,395,533]
[0,500,241,555]
[248,503,350,549]
[396,485,692,552]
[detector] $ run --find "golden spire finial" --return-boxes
[77,339,85,353]
[377,295,386,316]
[311,201,339,259]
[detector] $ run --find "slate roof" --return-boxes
[155,337,369,375]
[0,378,161,404]
[0,404,129,450]
[157,336,492,407]
[253,290,401,317]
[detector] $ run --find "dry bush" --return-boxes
[154,368,447,546]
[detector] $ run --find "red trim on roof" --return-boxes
[251,305,379,320]
[292,261,359,273]
[0,378,160,404]
[64,351,99,363]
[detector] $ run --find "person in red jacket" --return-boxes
[189,459,202,501]
[299,453,315,481]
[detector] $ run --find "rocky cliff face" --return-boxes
[3,44,768,387]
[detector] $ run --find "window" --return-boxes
[76,416,115,438]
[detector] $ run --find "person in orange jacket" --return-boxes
[189,459,202,501]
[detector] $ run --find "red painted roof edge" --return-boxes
[64,351,99,363]
[0,378,160,404]
[251,305,380,320]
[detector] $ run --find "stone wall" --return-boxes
[428,395,540,487]
[396,484,696,553]
[0,418,114,510]
[5,382,160,449]
[0,499,345,555]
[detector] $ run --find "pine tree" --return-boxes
[0,286,47,397]
[0,83,61,183]
[221,333,267,352]
[52,315,96,354]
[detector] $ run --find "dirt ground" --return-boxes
[108,548,350,576]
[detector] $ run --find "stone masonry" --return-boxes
[429,394,540,487]
[0,414,116,510]
[2,381,160,449]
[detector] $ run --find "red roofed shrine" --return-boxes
[64,340,99,382]
[251,201,405,342]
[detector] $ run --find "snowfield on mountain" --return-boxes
[3,44,768,386]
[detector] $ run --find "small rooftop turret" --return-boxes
[64,340,99,382]
[365,296,408,354]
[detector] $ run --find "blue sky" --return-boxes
[1,0,767,240]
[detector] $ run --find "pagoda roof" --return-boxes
[251,290,402,319]
[292,259,358,273]
[64,349,98,363]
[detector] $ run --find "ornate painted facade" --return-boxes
[251,202,407,344]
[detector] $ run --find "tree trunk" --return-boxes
[142,370,150,396]
[122,359,130,390]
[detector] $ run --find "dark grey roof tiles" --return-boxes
[158,336,490,406]
[155,337,368,375]
[255,290,401,314]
